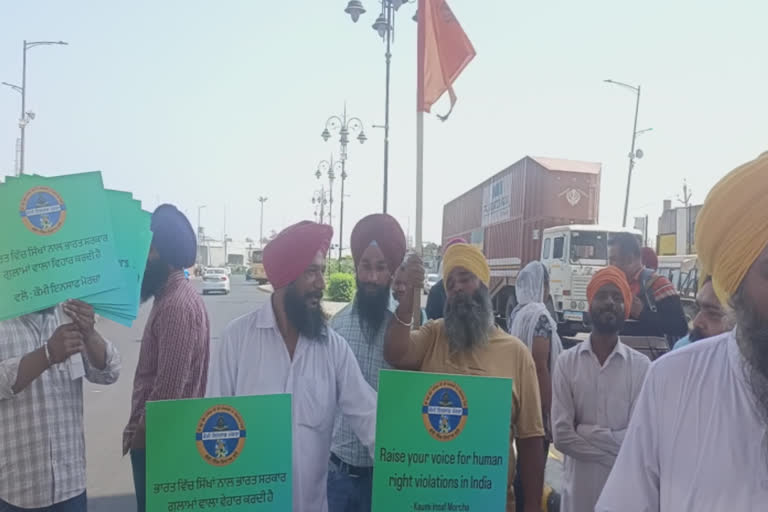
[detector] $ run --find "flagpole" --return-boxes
[412,109,425,327]
[411,0,426,328]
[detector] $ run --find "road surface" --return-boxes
[84,276,562,511]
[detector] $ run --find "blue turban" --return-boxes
[150,204,197,269]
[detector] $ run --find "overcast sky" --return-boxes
[2,1,767,248]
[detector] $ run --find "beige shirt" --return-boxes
[402,321,545,511]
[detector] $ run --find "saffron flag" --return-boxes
[417,0,476,119]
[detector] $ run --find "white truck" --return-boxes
[541,224,643,335]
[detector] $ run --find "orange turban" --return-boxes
[587,266,633,319]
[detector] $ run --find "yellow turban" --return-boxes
[442,243,490,286]
[695,151,768,304]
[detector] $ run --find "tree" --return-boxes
[261,230,278,246]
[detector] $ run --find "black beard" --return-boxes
[141,260,171,303]
[355,278,391,336]
[444,287,494,353]
[732,289,768,425]
[591,305,626,334]
[284,284,326,340]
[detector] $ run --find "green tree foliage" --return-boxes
[327,272,356,302]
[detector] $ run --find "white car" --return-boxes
[202,268,231,295]
[424,273,440,295]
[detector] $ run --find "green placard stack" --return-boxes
[0,171,152,326]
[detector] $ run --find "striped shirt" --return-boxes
[123,271,210,454]
[329,301,392,467]
[629,267,678,302]
[0,310,121,508]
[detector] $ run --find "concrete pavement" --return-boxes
[84,275,563,510]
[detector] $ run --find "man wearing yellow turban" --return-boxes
[597,152,768,511]
[384,245,545,512]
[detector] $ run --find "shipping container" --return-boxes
[441,155,601,318]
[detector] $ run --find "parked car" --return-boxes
[202,268,230,295]
[424,273,440,295]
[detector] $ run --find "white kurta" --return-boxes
[551,337,650,512]
[206,301,377,512]
[597,331,768,511]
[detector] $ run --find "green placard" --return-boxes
[146,395,293,511]
[0,172,123,320]
[372,370,512,512]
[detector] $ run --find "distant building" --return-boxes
[657,199,702,256]
[197,238,257,267]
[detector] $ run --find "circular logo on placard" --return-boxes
[19,186,67,235]
[422,380,468,441]
[196,405,247,466]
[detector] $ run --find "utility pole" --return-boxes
[258,196,268,248]
[645,214,649,247]
[223,206,228,266]
[677,180,693,255]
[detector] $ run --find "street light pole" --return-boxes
[321,105,366,263]
[196,205,206,265]
[382,2,393,213]
[197,205,206,239]
[258,196,268,249]
[20,40,27,175]
[344,0,416,213]
[604,79,642,227]
[3,40,68,175]
[316,155,341,227]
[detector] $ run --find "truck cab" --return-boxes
[541,225,642,335]
[656,254,699,325]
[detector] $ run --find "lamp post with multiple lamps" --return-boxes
[311,188,330,225]
[321,105,367,263]
[1,40,68,176]
[603,79,644,227]
[315,155,342,226]
[342,0,416,213]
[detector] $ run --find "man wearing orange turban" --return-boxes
[597,152,768,511]
[208,221,377,512]
[552,266,650,512]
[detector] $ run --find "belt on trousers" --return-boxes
[330,453,373,478]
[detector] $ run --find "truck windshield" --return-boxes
[252,251,263,263]
[570,231,608,263]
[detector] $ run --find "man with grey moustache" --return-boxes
[384,243,545,512]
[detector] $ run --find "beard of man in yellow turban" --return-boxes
[696,151,768,422]
[441,244,495,352]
